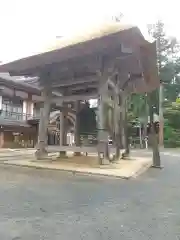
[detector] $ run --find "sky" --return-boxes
[0,0,179,62]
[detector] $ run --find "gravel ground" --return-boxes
[0,153,179,239]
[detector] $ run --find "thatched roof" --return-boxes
[0,22,159,94]
[0,23,145,75]
[46,23,135,52]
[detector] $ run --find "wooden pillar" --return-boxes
[119,110,124,149]
[113,92,121,160]
[148,94,161,168]
[74,100,81,156]
[0,131,4,148]
[122,98,130,157]
[35,86,52,160]
[120,93,130,159]
[22,101,28,120]
[59,102,66,157]
[97,78,109,164]
[60,108,65,146]
[159,82,164,147]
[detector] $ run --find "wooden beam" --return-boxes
[50,54,134,88]
[68,83,98,91]
[33,93,98,103]
[53,93,98,104]
[52,76,97,88]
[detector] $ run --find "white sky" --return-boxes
[0,0,179,62]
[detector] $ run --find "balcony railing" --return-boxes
[0,110,38,121]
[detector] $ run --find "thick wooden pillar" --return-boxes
[159,82,164,147]
[74,100,81,156]
[35,86,52,159]
[59,102,67,157]
[97,77,109,164]
[60,108,65,146]
[113,92,121,160]
[118,91,130,159]
[122,97,130,157]
[148,94,161,168]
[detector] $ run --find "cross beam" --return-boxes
[32,93,98,103]
[51,76,97,88]
[53,93,98,103]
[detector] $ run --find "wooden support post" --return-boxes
[97,77,109,165]
[74,100,81,156]
[113,91,121,161]
[121,96,130,159]
[35,86,52,160]
[119,110,124,149]
[148,94,161,168]
[59,102,67,157]
[159,82,164,147]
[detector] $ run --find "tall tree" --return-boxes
[147,20,180,146]
[148,20,179,71]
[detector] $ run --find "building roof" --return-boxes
[0,23,145,75]
[0,22,159,95]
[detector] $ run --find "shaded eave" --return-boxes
[0,77,40,94]
[0,119,31,127]
[0,26,146,76]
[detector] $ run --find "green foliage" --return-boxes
[148,20,180,103]
[164,103,180,129]
[161,60,180,102]
[147,20,180,148]
[128,93,150,121]
[127,21,180,149]
[164,103,180,147]
[148,20,179,66]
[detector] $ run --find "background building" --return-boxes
[0,73,42,147]
[0,73,74,148]
[0,73,76,148]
